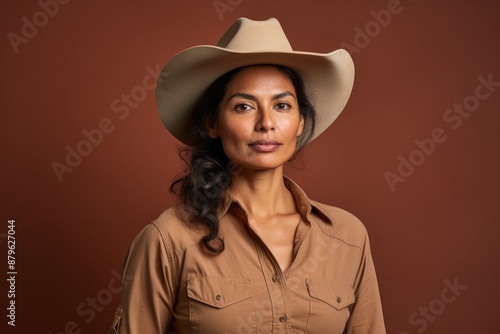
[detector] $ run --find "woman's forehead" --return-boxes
[224,65,296,95]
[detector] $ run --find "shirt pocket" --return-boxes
[187,277,256,334]
[305,279,355,333]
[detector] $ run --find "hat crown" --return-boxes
[216,17,293,52]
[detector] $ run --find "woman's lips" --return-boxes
[249,140,282,152]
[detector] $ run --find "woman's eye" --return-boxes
[275,103,291,110]
[235,104,252,111]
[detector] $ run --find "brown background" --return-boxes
[1,0,499,333]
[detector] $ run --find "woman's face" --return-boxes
[208,66,304,171]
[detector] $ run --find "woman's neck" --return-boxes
[228,165,295,220]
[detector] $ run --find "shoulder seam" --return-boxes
[311,214,363,251]
[151,220,179,293]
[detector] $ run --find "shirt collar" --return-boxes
[217,175,333,224]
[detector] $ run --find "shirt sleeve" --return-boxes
[346,232,386,334]
[110,223,177,334]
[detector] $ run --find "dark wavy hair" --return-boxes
[170,64,317,253]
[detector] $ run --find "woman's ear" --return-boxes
[296,115,305,137]
[206,118,218,139]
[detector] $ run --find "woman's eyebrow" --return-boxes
[273,91,296,100]
[227,92,256,102]
[227,91,296,102]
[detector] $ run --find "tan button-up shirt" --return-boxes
[110,176,386,333]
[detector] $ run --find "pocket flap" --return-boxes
[187,277,252,308]
[306,279,355,310]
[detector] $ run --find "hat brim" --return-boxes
[156,46,354,146]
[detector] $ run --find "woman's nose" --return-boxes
[255,109,275,132]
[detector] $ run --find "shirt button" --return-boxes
[215,294,222,301]
[272,275,279,282]
[337,296,342,303]
[279,314,287,322]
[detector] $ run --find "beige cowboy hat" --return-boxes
[156,17,355,146]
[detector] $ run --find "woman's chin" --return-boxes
[234,160,288,173]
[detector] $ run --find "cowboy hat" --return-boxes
[156,17,354,146]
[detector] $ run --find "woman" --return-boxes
[110,18,386,333]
